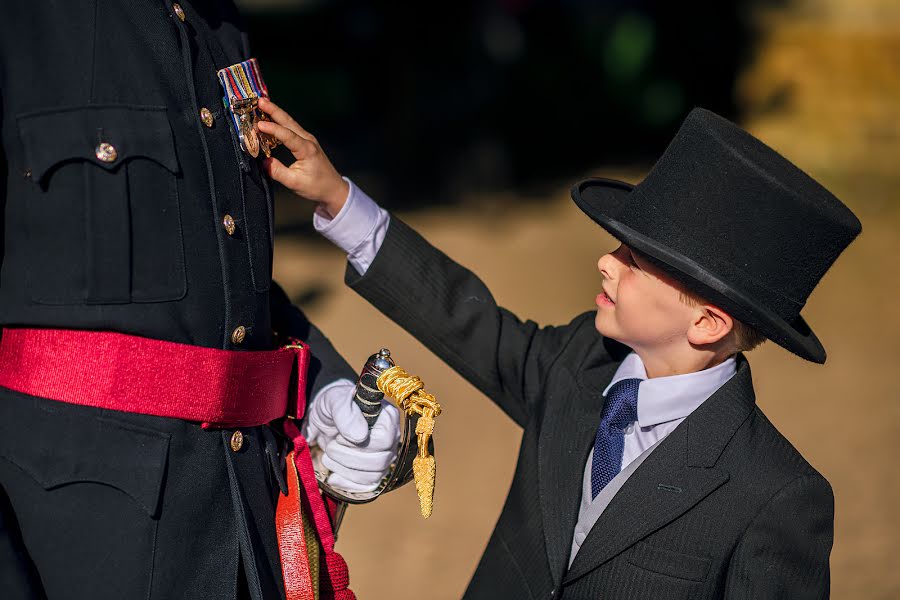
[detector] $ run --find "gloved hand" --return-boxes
[303,379,401,493]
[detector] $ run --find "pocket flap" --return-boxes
[17,105,180,181]
[0,412,171,517]
[627,541,712,582]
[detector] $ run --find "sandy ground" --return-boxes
[272,169,900,599]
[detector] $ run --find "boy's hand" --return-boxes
[257,97,349,218]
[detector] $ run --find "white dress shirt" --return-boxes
[315,180,738,562]
[314,178,389,276]
[569,352,736,564]
[603,352,737,470]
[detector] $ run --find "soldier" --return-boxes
[0,2,398,599]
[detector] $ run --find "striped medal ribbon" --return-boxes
[217,58,280,158]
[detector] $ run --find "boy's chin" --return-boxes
[594,311,619,341]
[594,311,637,349]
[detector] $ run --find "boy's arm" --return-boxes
[724,474,834,599]
[317,184,591,426]
[258,97,595,426]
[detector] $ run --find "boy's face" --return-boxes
[594,244,696,354]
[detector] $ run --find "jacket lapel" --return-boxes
[538,338,627,586]
[563,356,757,584]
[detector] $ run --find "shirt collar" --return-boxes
[602,352,737,428]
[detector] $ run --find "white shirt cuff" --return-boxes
[313,177,389,275]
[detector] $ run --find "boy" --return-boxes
[258,100,860,599]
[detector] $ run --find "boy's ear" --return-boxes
[687,304,734,347]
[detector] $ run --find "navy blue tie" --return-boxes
[591,378,641,499]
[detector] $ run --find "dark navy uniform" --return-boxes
[0,2,353,598]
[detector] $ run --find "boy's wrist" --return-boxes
[320,176,350,218]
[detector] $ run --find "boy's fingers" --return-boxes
[258,120,315,160]
[261,156,298,188]
[258,97,313,140]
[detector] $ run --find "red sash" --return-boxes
[0,327,355,600]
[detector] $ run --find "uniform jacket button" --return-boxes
[231,325,247,345]
[95,142,117,163]
[230,430,244,452]
[173,3,186,22]
[200,107,214,128]
[223,214,236,236]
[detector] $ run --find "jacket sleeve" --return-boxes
[345,215,594,428]
[725,473,834,599]
[269,281,357,402]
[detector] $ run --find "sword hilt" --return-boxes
[353,348,394,428]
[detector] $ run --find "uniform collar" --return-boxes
[602,352,737,428]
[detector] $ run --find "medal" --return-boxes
[217,58,281,158]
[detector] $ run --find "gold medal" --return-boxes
[258,113,281,158]
[239,115,260,158]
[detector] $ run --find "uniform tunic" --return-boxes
[0,2,353,598]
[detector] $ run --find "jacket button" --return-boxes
[95,142,117,163]
[223,214,236,236]
[200,107,214,128]
[230,430,244,452]
[231,325,247,345]
[173,3,186,22]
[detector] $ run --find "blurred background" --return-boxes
[239,0,900,597]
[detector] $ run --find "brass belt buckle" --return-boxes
[281,338,307,420]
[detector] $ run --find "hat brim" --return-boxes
[571,177,827,363]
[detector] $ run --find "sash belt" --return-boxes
[0,327,355,600]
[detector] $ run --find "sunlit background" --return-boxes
[237,0,900,598]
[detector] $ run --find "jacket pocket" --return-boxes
[17,104,186,304]
[627,541,712,582]
[0,407,171,517]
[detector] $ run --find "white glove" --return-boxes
[302,378,401,493]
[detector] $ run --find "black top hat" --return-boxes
[572,108,861,363]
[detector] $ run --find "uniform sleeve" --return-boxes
[269,281,357,402]
[725,474,834,599]
[346,216,593,427]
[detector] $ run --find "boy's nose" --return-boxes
[597,253,616,279]
[598,245,630,279]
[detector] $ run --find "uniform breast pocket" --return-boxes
[16,104,186,304]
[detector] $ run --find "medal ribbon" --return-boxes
[217,58,276,156]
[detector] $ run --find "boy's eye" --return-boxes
[626,251,640,268]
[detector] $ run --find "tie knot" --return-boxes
[602,377,641,429]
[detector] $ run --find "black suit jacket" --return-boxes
[347,217,834,599]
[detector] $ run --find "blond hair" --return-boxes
[678,290,767,353]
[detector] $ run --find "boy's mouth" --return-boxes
[596,290,615,307]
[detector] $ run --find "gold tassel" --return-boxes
[377,366,442,518]
[412,455,436,518]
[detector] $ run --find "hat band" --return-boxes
[606,217,805,320]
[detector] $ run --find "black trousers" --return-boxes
[0,386,288,599]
